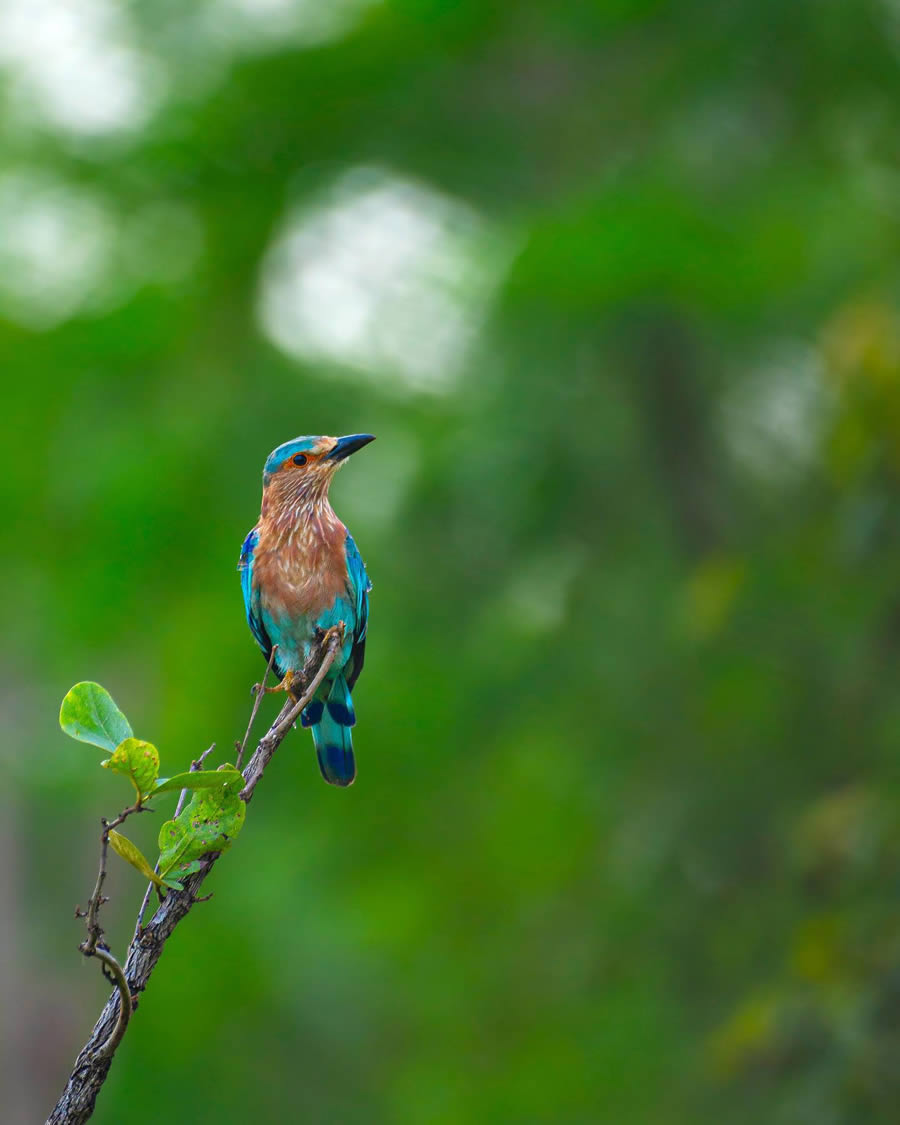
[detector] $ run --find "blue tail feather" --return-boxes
[301,700,324,727]
[311,717,355,786]
[326,675,355,726]
[327,700,354,725]
[309,675,356,786]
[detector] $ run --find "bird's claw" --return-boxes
[260,670,295,695]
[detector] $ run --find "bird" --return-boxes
[239,433,374,786]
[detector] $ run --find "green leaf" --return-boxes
[151,770,236,797]
[157,767,245,879]
[108,830,166,890]
[102,738,160,801]
[59,682,133,752]
[162,859,202,887]
[157,819,194,875]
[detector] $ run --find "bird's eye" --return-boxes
[292,454,307,466]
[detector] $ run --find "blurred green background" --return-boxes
[4,1,900,1122]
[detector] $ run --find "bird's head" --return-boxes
[261,433,375,513]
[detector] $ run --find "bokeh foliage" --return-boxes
[4,0,900,1122]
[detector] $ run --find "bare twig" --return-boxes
[47,628,344,1125]
[71,799,150,1070]
[236,645,277,770]
[82,803,147,954]
[174,742,217,820]
[90,949,132,1059]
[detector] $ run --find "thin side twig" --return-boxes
[90,949,132,1059]
[236,644,278,770]
[173,742,217,820]
[80,803,147,954]
[73,800,151,1068]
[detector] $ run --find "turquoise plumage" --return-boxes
[239,434,374,786]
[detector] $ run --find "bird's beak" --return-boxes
[327,434,376,462]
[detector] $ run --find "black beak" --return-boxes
[328,434,376,462]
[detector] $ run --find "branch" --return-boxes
[236,645,278,770]
[46,627,344,1125]
[240,627,342,802]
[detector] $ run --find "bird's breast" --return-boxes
[254,514,348,622]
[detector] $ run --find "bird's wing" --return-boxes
[343,532,371,692]
[238,528,274,661]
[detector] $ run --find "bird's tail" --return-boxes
[302,674,356,787]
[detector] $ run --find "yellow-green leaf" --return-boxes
[108,830,166,890]
[102,738,160,801]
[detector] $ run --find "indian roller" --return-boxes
[239,433,374,786]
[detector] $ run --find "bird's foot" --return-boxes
[255,670,295,696]
[315,622,346,644]
[317,622,347,649]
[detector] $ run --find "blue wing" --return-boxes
[343,532,371,692]
[238,528,275,664]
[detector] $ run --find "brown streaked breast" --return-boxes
[254,512,348,621]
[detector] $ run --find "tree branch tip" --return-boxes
[192,744,216,771]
